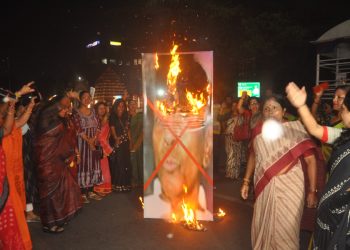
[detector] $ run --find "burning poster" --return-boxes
[143,46,213,221]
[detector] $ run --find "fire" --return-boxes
[181,185,206,231]
[217,208,226,217]
[139,196,144,209]
[171,213,177,223]
[183,184,188,194]
[156,100,167,115]
[156,44,209,116]
[155,53,159,70]
[167,45,181,95]
[186,91,206,114]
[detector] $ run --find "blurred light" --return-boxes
[157,89,165,97]
[86,40,100,48]
[262,119,284,141]
[113,95,122,103]
[110,41,122,46]
[78,76,82,81]
[101,58,108,64]
[48,94,57,101]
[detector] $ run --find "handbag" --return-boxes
[233,115,250,141]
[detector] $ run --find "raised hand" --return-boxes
[17,81,35,96]
[285,82,307,109]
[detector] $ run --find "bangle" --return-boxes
[243,178,250,183]
[309,189,318,193]
[297,104,306,110]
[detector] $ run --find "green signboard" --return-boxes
[237,82,260,97]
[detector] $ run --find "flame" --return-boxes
[183,185,188,194]
[186,91,206,114]
[139,196,144,209]
[217,208,226,217]
[182,202,195,224]
[156,100,167,115]
[167,45,181,95]
[156,99,176,115]
[180,185,205,230]
[155,53,159,70]
[171,213,177,223]
[156,45,209,116]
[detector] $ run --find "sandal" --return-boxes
[43,225,64,234]
[112,186,122,192]
[95,192,106,197]
[81,194,90,204]
[88,192,102,201]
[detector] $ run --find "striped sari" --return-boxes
[252,120,316,250]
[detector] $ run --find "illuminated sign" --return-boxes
[86,41,100,48]
[237,82,260,97]
[110,41,122,46]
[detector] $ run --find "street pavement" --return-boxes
[29,174,254,250]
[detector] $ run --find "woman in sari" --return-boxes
[35,95,82,233]
[109,99,132,192]
[286,82,350,249]
[72,91,102,203]
[94,102,113,195]
[0,100,32,250]
[223,100,245,179]
[240,94,318,250]
[312,85,350,162]
[2,96,36,215]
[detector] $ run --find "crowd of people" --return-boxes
[0,83,143,249]
[1,79,349,249]
[213,82,349,249]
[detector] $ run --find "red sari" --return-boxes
[36,123,82,227]
[0,135,32,250]
[94,122,113,194]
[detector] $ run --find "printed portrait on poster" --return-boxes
[142,48,213,221]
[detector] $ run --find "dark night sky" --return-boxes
[0,0,349,98]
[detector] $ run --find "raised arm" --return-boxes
[285,82,324,140]
[15,97,36,128]
[311,88,323,119]
[237,91,249,114]
[2,101,16,136]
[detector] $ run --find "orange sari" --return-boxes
[1,128,32,250]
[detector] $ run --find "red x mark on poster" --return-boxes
[144,98,214,192]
